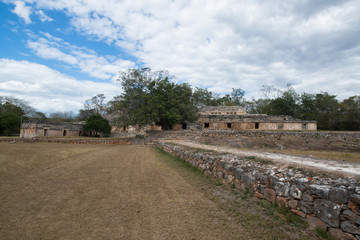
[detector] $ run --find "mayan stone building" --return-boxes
[20,121,84,139]
[174,106,317,131]
[198,106,317,131]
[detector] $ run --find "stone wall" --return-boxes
[159,142,360,239]
[20,122,83,139]
[0,137,132,145]
[147,130,360,152]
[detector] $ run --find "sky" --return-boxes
[0,0,359,114]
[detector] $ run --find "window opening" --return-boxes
[204,123,210,128]
[255,123,259,129]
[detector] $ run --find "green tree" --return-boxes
[314,92,339,130]
[268,84,299,116]
[84,114,111,137]
[298,93,316,120]
[112,68,198,130]
[0,102,25,135]
[335,96,360,130]
[192,87,219,108]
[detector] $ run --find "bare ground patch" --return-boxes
[1,142,323,239]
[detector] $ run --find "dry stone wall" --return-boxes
[159,142,360,239]
[0,138,132,145]
[147,130,360,152]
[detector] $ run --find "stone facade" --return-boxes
[20,121,84,139]
[197,106,317,131]
[159,142,360,239]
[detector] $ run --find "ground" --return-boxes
[0,142,322,239]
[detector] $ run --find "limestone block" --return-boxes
[303,193,314,202]
[241,173,256,189]
[274,182,290,197]
[264,188,276,203]
[348,194,360,215]
[299,201,314,214]
[276,196,288,209]
[306,215,327,231]
[288,200,298,209]
[341,221,360,235]
[226,174,234,184]
[234,167,243,180]
[314,199,341,227]
[328,228,357,240]
[309,185,331,199]
[290,185,302,199]
[329,187,348,204]
[341,210,360,225]
[268,175,279,189]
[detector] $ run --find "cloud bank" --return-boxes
[0,59,123,113]
[2,0,360,113]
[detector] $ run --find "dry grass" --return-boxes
[0,142,323,240]
[269,148,360,163]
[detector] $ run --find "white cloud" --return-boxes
[11,0,32,24]
[0,59,123,113]
[26,33,135,79]
[6,0,360,100]
[36,10,53,22]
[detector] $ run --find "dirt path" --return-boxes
[162,140,360,177]
[0,143,318,239]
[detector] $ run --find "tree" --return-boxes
[111,68,198,130]
[0,102,25,135]
[335,96,360,130]
[78,94,108,121]
[48,111,77,122]
[314,92,339,130]
[192,87,219,108]
[84,114,111,137]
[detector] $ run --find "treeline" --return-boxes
[243,85,360,131]
[1,68,359,135]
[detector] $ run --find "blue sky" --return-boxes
[0,0,359,113]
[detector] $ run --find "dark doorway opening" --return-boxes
[227,123,232,129]
[204,123,210,128]
[79,131,82,136]
[255,123,259,129]
[302,123,307,130]
[182,123,187,130]
[63,130,67,136]
[44,129,48,136]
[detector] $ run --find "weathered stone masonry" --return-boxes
[159,142,360,239]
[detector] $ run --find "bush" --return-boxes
[84,114,111,137]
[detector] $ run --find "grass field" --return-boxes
[0,142,328,239]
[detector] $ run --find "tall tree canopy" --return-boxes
[0,101,25,135]
[110,68,198,130]
[84,113,111,137]
[78,94,108,121]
